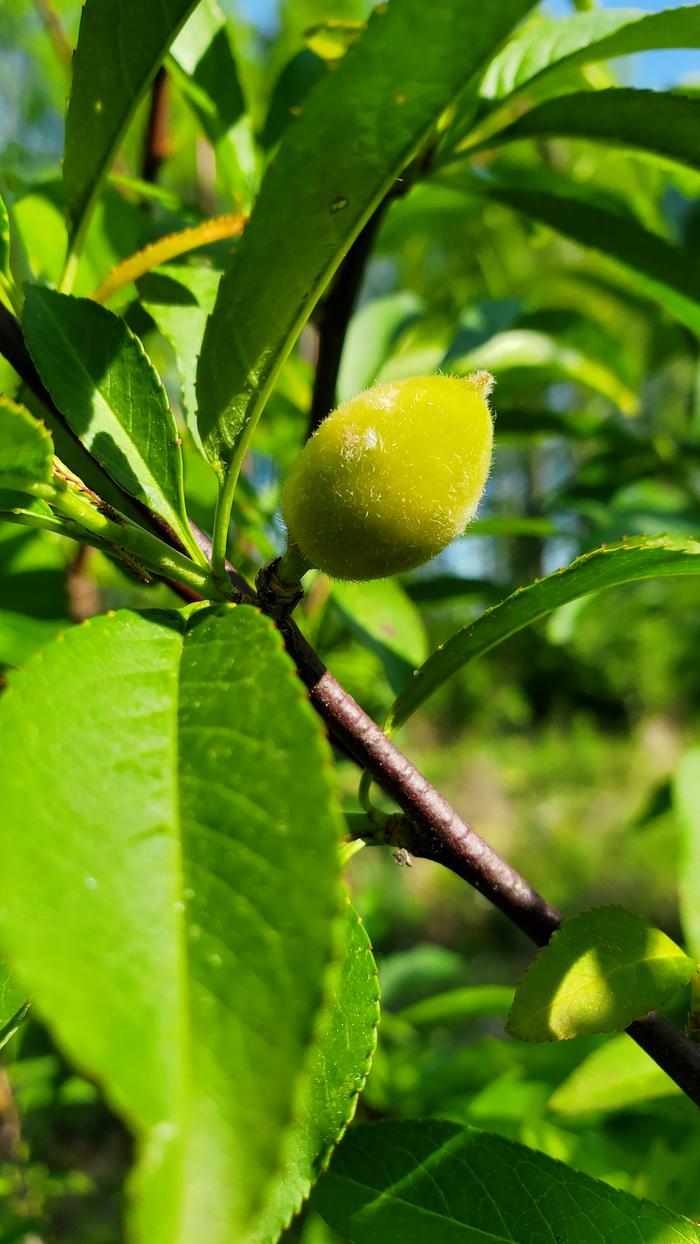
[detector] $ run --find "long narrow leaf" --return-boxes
[484,184,700,337]
[469,88,700,173]
[673,750,700,962]
[0,191,9,276]
[387,537,700,733]
[196,0,538,470]
[482,6,700,103]
[63,0,200,249]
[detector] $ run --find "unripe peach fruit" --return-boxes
[281,373,494,581]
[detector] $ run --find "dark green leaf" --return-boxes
[470,89,700,172]
[484,184,700,337]
[452,326,637,412]
[674,749,700,961]
[196,0,538,469]
[63,0,200,246]
[338,292,422,401]
[388,537,700,733]
[312,1119,700,1242]
[0,397,53,494]
[255,901,380,1240]
[493,406,615,442]
[482,7,700,103]
[508,906,694,1041]
[260,49,328,153]
[549,1034,681,1117]
[0,604,344,1242]
[23,286,200,558]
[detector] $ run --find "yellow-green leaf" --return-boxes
[507,906,695,1042]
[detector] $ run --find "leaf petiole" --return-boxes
[48,480,230,598]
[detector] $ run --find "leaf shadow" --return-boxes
[539,918,680,1039]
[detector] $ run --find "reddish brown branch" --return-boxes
[142,68,171,185]
[2,297,699,1108]
[307,206,387,437]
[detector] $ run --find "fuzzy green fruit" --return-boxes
[281,373,494,581]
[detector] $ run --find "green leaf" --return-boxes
[0,190,9,276]
[139,263,222,448]
[379,945,470,1010]
[0,605,343,1243]
[332,579,428,691]
[549,1033,682,1117]
[305,19,364,62]
[467,516,559,538]
[673,749,700,961]
[196,0,538,469]
[470,89,700,172]
[312,1119,700,1243]
[22,286,199,558]
[170,0,257,209]
[0,566,70,670]
[0,959,28,1051]
[0,482,73,669]
[398,985,514,1030]
[482,6,700,103]
[0,397,53,494]
[63,0,200,247]
[387,536,700,733]
[255,900,380,1240]
[260,49,328,154]
[493,405,618,442]
[337,292,422,402]
[507,906,695,1041]
[484,184,700,338]
[452,327,637,413]
[16,388,146,525]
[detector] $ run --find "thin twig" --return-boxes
[307,206,388,436]
[66,543,101,622]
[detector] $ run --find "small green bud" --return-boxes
[281,373,494,581]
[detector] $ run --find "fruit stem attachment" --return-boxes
[255,543,310,621]
[277,541,312,586]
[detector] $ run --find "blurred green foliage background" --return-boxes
[1,0,700,1239]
